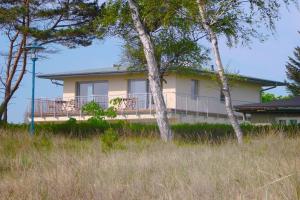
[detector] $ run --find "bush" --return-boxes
[100,128,119,152]
[82,101,117,122]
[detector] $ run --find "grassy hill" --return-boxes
[0,129,299,199]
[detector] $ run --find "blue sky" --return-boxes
[3,6,300,123]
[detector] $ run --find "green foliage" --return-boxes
[4,122,300,143]
[33,134,53,152]
[261,92,291,103]
[100,128,119,152]
[286,46,300,96]
[0,0,102,47]
[190,0,296,47]
[82,101,117,123]
[95,0,209,75]
[0,0,103,123]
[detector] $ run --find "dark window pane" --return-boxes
[191,80,198,99]
[220,89,225,102]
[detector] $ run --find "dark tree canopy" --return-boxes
[0,0,102,47]
[286,46,300,96]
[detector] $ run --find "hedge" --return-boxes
[1,120,299,142]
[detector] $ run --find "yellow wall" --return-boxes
[62,72,261,111]
[62,73,177,108]
[174,74,261,114]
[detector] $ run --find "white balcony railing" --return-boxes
[26,92,256,119]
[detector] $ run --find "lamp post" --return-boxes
[25,41,44,135]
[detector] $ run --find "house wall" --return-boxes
[251,113,300,125]
[62,73,261,114]
[174,74,261,115]
[62,73,177,109]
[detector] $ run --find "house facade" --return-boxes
[28,67,284,124]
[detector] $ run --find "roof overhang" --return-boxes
[37,67,285,87]
[235,97,300,113]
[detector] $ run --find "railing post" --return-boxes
[135,95,138,115]
[196,97,199,117]
[54,101,56,118]
[186,95,188,116]
[40,100,43,118]
[206,98,209,118]
[80,103,82,119]
[175,92,177,115]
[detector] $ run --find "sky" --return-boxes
[3,5,300,123]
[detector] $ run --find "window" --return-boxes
[220,89,225,102]
[278,120,287,126]
[128,79,149,108]
[191,80,199,100]
[289,119,298,126]
[128,79,148,94]
[76,81,108,108]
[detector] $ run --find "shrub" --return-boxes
[100,128,119,152]
[82,101,117,122]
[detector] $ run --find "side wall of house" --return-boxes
[175,74,261,115]
[251,113,300,125]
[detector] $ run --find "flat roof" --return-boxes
[37,66,285,87]
[235,96,300,113]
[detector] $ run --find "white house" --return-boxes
[28,67,284,124]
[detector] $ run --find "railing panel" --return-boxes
[28,93,257,119]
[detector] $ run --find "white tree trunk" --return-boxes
[197,0,243,144]
[128,0,173,142]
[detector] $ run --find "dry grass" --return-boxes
[0,130,299,200]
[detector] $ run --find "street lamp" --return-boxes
[25,41,44,135]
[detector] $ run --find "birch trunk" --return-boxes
[128,0,173,142]
[197,0,243,144]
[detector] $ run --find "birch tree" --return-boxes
[190,0,296,144]
[127,0,172,141]
[97,0,205,141]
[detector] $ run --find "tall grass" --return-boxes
[0,129,299,199]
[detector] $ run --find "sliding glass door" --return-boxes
[128,79,150,109]
[77,81,108,108]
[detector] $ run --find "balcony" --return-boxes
[26,92,256,121]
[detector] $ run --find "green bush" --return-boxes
[101,128,119,152]
[82,101,117,122]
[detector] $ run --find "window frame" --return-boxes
[76,81,108,97]
[278,120,287,126]
[127,79,149,95]
[220,88,225,103]
[289,119,298,125]
[191,79,199,100]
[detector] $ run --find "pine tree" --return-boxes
[0,0,101,123]
[286,46,300,96]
